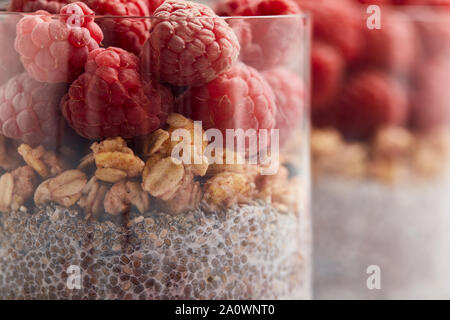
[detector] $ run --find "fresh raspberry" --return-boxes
[362,10,417,73]
[416,15,450,57]
[140,0,240,87]
[8,0,73,13]
[262,68,304,144]
[216,0,302,70]
[61,47,173,140]
[0,72,66,146]
[337,70,409,139]
[355,0,392,4]
[0,17,24,86]
[297,0,364,64]
[410,57,450,130]
[14,2,103,83]
[393,0,450,5]
[86,0,151,55]
[145,0,165,13]
[311,41,344,111]
[176,63,276,153]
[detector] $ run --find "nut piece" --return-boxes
[257,166,300,213]
[104,181,149,216]
[91,137,145,182]
[0,135,21,171]
[144,113,209,176]
[0,166,38,213]
[203,172,255,210]
[372,126,414,160]
[164,173,202,214]
[78,177,109,218]
[142,157,185,200]
[34,170,87,207]
[18,144,65,178]
[0,172,13,213]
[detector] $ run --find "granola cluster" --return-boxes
[0,113,301,218]
[312,126,450,183]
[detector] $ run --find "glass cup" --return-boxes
[310,4,450,299]
[0,9,311,300]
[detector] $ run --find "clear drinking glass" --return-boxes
[0,10,311,300]
[312,5,450,299]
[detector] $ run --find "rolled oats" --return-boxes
[91,137,145,180]
[164,172,202,214]
[0,166,38,213]
[203,172,255,210]
[18,144,65,178]
[78,177,109,218]
[34,170,87,207]
[104,181,149,216]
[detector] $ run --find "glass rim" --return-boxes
[0,11,310,20]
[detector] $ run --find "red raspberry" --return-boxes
[61,47,173,140]
[86,0,151,55]
[216,0,302,70]
[410,57,450,130]
[0,17,24,86]
[8,0,73,13]
[145,0,165,13]
[355,0,392,4]
[140,0,240,87]
[362,10,417,73]
[262,68,304,143]
[337,70,409,139]
[311,41,344,111]
[176,63,276,153]
[0,72,65,146]
[14,2,103,83]
[297,0,364,64]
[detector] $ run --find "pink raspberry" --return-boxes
[176,63,276,152]
[0,17,24,86]
[140,0,240,87]
[61,47,173,140]
[297,0,364,64]
[0,72,65,146]
[311,41,344,111]
[216,0,302,70]
[262,68,304,143]
[337,70,409,139]
[145,0,165,13]
[8,0,73,13]
[86,0,151,55]
[14,2,104,83]
[362,10,417,73]
[410,57,450,130]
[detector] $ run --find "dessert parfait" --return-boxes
[0,0,310,299]
[299,0,450,299]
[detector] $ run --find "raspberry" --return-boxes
[262,68,304,143]
[140,0,240,87]
[0,17,24,86]
[337,70,409,139]
[362,10,417,73]
[61,47,173,140]
[86,0,151,54]
[0,72,66,146]
[216,0,302,70]
[8,0,73,13]
[297,0,363,64]
[145,0,165,13]
[176,63,276,152]
[410,57,450,130]
[14,2,104,83]
[311,41,344,111]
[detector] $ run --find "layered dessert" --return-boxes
[300,0,450,299]
[0,0,310,299]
